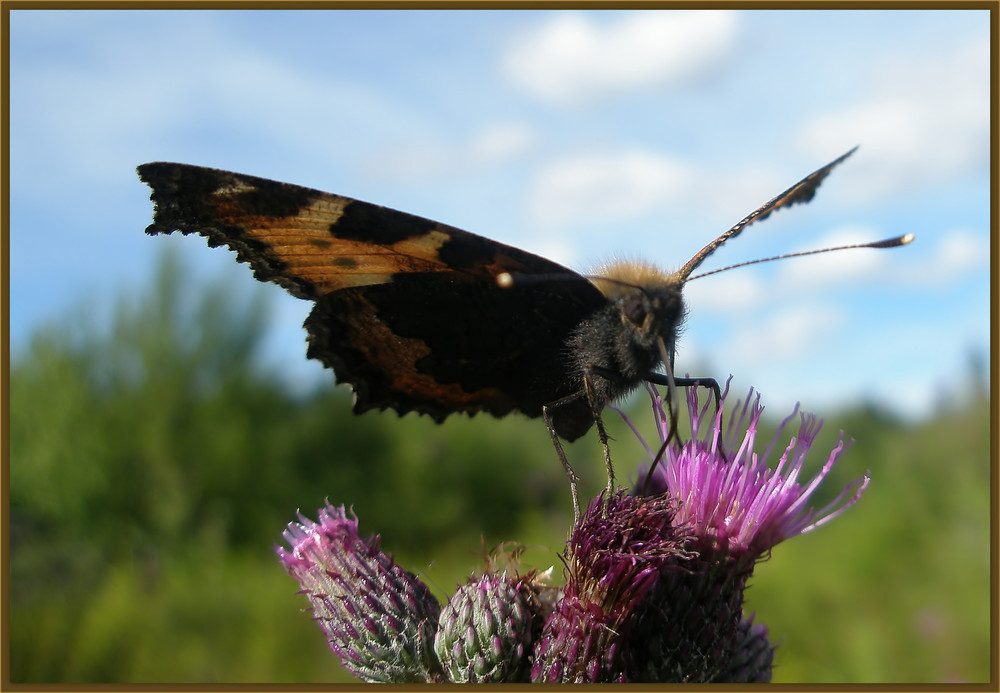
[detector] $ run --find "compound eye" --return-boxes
[623,293,648,326]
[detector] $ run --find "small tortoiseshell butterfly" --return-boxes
[137,148,908,470]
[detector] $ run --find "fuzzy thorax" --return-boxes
[587,259,683,298]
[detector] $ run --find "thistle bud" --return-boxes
[434,572,534,682]
[276,503,442,683]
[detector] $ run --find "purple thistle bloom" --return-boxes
[610,381,868,681]
[531,491,692,683]
[276,503,442,683]
[633,381,869,561]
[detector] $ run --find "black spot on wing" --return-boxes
[330,200,437,244]
[138,163,319,225]
[233,178,316,217]
[436,229,498,268]
[139,162,230,229]
[434,226,589,280]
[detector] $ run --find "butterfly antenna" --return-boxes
[688,233,914,281]
[675,146,860,282]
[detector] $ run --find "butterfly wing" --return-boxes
[137,163,605,429]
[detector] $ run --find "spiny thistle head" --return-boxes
[531,491,692,683]
[607,381,869,681]
[275,503,442,683]
[434,572,536,683]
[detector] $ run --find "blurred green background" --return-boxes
[8,250,992,683]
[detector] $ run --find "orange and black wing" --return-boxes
[137,162,605,424]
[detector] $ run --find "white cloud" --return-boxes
[502,11,739,106]
[685,271,766,316]
[688,224,988,307]
[364,121,537,181]
[933,228,989,280]
[520,144,855,264]
[12,17,407,184]
[727,304,846,367]
[527,148,692,228]
[529,238,581,270]
[684,224,981,306]
[891,227,989,288]
[469,122,537,164]
[796,37,989,202]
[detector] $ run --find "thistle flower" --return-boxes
[613,381,868,681]
[275,503,442,683]
[434,572,536,682]
[278,384,866,683]
[531,491,692,683]
[633,381,869,561]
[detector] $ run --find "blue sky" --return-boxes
[8,9,991,422]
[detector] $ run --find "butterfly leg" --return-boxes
[672,376,722,411]
[674,376,726,461]
[542,366,624,519]
[637,373,724,495]
[542,398,583,521]
[581,366,617,511]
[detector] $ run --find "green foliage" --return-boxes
[8,248,990,683]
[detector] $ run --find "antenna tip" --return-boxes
[496,272,514,289]
[868,233,915,249]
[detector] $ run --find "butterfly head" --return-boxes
[587,259,688,368]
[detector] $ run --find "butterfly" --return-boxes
[138,148,909,510]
